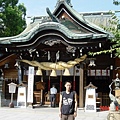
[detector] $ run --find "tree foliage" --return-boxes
[0,0,26,37]
[113,0,120,5]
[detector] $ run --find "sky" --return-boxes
[19,0,120,23]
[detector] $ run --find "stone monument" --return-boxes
[108,73,120,120]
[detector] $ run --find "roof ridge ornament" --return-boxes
[56,0,72,7]
[46,7,59,22]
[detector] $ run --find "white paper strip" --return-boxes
[27,66,34,103]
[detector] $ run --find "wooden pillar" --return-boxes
[48,71,50,94]
[40,76,43,106]
[15,61,23,84]
[60,70,62,92]
[0,92,1,107]
[18,64,23,84]
[73,66,76,91]
[0,74,3,107]
[79,64,84,108]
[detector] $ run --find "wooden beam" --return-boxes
[79,64,84,108]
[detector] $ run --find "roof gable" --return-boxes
[53,1,110,34]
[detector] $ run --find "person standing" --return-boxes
[50,84,57,107]
[59,81,77,120]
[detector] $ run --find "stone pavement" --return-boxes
[0,106,109,120]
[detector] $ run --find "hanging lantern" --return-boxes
[36,68,42,76]
[88,59,96,67]
[50,69,57,77]
[63,68,70,76]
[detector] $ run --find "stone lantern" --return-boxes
[109,73,120,111]
[113,73,120,90]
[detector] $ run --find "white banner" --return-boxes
[27,66,34,103]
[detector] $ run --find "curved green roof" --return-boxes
[0,21,108,44]
[0,0,112,45]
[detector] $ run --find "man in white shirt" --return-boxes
[50,84,57,107]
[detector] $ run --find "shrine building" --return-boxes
[0,0,119,108]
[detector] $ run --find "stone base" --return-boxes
[27,103,33,109]
[107,111,120,120]
[1,99,17,107]
[109,102,116,111]
[9,102,14,108]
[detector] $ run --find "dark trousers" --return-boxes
[50,94,56,107]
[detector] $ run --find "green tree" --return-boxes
[113,0,120,5]
[0,0,26,37]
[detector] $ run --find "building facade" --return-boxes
[0,0,116,108]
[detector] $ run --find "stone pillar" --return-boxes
[79,64,84,108]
